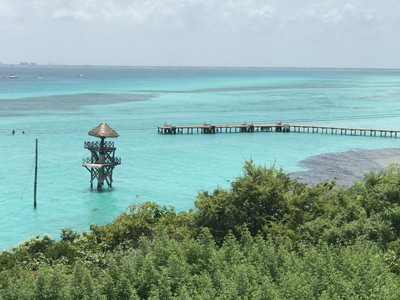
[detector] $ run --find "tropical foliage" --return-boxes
[1,161,400,299]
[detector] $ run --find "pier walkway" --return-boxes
[157,123,400,138]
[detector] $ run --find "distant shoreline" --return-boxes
[1,64,400,72]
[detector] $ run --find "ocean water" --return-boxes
[1,66,400,250]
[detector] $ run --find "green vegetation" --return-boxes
[1,161,400,299]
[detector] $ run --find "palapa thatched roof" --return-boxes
[88,122,119,138]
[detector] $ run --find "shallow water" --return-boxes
[1,66,400,249]
[292,148,400,185]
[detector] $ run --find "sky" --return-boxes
[0,0,399,68]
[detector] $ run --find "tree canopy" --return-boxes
[1,161,400,299]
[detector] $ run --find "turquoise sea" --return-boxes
[1,66,400,250]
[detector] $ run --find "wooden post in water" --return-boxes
[34,139,38,209]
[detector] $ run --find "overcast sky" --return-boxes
[0,0,399,68]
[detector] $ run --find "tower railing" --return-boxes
[84,141,115,149]
[82,157,121,165]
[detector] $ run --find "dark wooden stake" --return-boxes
[34,139,38,209]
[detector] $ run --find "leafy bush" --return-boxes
[195,160,298,241]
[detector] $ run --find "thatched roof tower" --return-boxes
[88,122,119,138]
[83,122,121,191]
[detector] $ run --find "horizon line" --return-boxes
[0,63,399,71]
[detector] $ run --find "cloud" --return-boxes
[288,1,387,24]
[321,8,343,23]
[51,9,92,21]
[0,1,15,18]
[1,0,395,34]
[0,0,278,31]
[343,2,356,14]
[1,0,398,39]
[0,0,17,26]
[1,0,399,67]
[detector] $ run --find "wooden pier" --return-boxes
[157,123,400,138]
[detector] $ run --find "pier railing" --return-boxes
[157,122,400,138]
